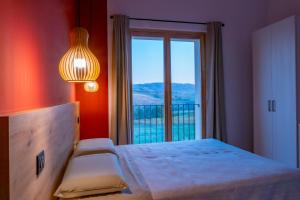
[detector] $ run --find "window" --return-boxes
[131,30,205,144]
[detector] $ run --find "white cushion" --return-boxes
[54,153,128,199]
[74,138,117,157]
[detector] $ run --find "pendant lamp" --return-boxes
[58,0,100,82]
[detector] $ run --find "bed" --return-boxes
[77,139,300,200]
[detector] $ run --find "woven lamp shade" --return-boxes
[59,27,100,82]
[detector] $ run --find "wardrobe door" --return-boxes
[253,27,274,158]
[272,17,297,168]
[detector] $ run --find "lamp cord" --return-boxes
[76,0,80,26]
[89,0,92,32]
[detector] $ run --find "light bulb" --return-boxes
[74,58,87,69]
[84,81,99,92]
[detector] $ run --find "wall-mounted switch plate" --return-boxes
[36,150,45,176]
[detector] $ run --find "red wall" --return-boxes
[0,0,109,138]
[0,0,76,115]
[76,0,109,139]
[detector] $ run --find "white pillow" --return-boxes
[73,138,117,157]
[54,153,128,199]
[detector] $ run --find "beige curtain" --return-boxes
[110,15,133,145]
[205,22,226,142]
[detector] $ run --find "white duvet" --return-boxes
[85,139,300,200]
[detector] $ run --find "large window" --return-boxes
[131,30,205,144]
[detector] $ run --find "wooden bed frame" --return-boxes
[0,102,80,200]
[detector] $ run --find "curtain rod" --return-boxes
[110,16,225,27]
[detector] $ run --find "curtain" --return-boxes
[110,15,133,145]
[205,22,227,142]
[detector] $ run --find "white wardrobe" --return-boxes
[253,16,299,168]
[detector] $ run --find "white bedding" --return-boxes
[78,147,152,200]
[82,139,300,200]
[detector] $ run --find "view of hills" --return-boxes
[133,83,195,105]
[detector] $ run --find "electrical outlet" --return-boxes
[36,150,45,176]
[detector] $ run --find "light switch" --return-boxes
[36,150,45,176]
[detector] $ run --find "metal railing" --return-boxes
[133,104,200,144]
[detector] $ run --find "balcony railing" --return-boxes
[133,104,200,144]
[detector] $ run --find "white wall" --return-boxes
[267,0,300,23]
[107,0,268,150]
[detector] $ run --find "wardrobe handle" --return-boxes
[272,100,276,112]
[268,100,272,112]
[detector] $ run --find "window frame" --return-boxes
[130,29,207,141]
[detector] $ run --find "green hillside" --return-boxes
[133,83,195,105]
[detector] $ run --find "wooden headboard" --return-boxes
[0,102,80,200]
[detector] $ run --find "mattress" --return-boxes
[82,139,300,200]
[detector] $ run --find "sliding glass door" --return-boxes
[132,37,165,144]
[171,39,201,141]
[131,30,204,144]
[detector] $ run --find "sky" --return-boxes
[132,37,199,84]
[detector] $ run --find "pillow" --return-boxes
[73,138,117,157]
[54,153,128,199]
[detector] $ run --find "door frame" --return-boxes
[130,29,207,141]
